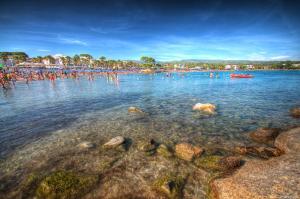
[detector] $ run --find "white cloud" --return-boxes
[270,55,290,60]
[61,38,88,46]
[37,49,50,52]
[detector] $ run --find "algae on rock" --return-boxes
[153,174,185,199]
[36,171,98,199]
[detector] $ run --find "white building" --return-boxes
[225,65,232,70]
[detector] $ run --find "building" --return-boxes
[246,64,254,69]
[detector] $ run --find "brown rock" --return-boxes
[212,127,300,199]
[275,127,300,153]
[290,107,300,118]
[211,153,300,199]
[128,107,144,114]
[219,156,242,170]
[235,146,282,159]
[249,128,280,144]
[175,143,204,161]
[192,103,216,114]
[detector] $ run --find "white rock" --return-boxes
[78,141,95,149]
[104,136,125,147]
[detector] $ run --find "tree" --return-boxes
[65,56,71,66]
[99,56,106,61]
[140,56,155,67]
[44,55,55,64]
[61,57,67,66]
[73,55,81,66]
[0,52,9,66]
[80,54,93,67]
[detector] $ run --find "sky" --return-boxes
[0,0,300,61]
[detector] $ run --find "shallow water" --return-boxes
[0,71,300,198]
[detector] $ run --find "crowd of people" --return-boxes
[0,68,123,89]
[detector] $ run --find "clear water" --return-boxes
[1,71,300,159]
[1,70,300,198]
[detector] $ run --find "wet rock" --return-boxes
[218,156,242,170]
[137,139,158,156]
[36,171,98,199]
[175,143,204,161]
[211,127,300,199]
[195,155,241,171]
[194,155,223,171]
[103,136,125,148]
[153,174,185,198]
[192,103,216,114]
[157,144,173,158]
[275,127,300,153]
[249,128,280,144]
[290,107,300,118]
[211,153,300,199]
[235,146,282,159]
[128,106,144,114]
[78,141,95,149]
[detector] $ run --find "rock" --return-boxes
[290,107,300,118]
[153,175,185,198]
[78,141,95,149]
[249,128,280,144]
[211,127,300,199]
[234,146,282,159]
[36,171,98,199]
[195,155,241,171]
[137,139,158,156]
[103,136,125,148]
[128,107,144,114]
[218,156,242,170]
[192,103,216,114]
[157,144,173,158]
[194,155,223,171]
[211,153,300,199]
[275,127,300,153]
[175,143,204,161]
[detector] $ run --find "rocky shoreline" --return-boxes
[0,106,299,199]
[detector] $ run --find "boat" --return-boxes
[230,74,253,78]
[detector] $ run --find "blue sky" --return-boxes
[0,0,299,61]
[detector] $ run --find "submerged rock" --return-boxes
[78,141,95,149]
[290,107,300,118]
[157,144,173,158]
[235,146,282,159]
[175,143,204,161]
[192,103,216,114]
[211,127,300,199]
[194,155,223,171]
[153,174,185,198]
[249,128,280,144]
[195,155,241,171]
[128,106,144,114]
[218,156,242,170]
[36,171,98,199]
[103,136,125,148]
[137,139,159,156]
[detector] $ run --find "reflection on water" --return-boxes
[0,71,300,197]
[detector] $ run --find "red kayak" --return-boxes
[230,74,253,78]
